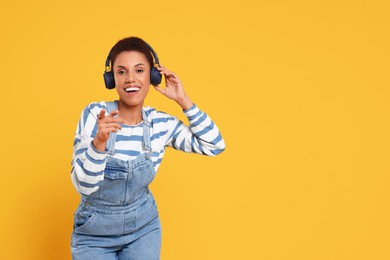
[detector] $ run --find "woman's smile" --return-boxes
[124,86,140,93]
[123,85,141,96]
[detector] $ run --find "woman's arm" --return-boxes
[163,105,225,156]
[70,102,123,196]
[154,66,225,155]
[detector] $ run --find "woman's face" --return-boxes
[113,51,151,108]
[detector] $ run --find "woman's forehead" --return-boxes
[114,51,149,67]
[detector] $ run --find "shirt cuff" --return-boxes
[183,103,199,116]
[87,141,107,162]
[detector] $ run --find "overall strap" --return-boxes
[142,109,152,153]
[106,101,118,155]
[106,101,151,156]
[106,101,118,113]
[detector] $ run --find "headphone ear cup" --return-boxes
[104,71,115,89]
[150,67,162,86]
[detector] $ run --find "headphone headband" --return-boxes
[144,42,160,66]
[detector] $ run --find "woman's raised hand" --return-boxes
[92,109,125,152]
[154,65,193,110]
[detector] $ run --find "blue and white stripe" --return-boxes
[71,101,225,195]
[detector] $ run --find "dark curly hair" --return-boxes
[109,36,154,69]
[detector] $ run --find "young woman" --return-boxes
[70,36,225,259]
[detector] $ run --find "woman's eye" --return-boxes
[136,69,144,73]
[117,70,126,75]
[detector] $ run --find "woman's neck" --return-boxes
[117,100,143,125]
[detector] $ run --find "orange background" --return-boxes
[0,0,389,259]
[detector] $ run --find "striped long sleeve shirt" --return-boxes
[71,101,225,195]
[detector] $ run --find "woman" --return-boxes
[70,36,225,259]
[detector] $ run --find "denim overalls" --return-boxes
[71,102,161,260]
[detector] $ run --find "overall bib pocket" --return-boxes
[96,164,130,204]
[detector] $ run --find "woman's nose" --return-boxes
[125,72,135,83]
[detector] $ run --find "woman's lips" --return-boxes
[124,86,140,95]
[125,87,140,92]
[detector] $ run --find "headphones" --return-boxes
[103,42,162,89]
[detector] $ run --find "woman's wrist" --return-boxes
[92,138,107,152]
[176,95,193,110]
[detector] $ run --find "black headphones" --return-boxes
[103,42,162,89]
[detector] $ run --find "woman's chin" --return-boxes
[118,97,144,109]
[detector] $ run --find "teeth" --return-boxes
[125,87,140,92]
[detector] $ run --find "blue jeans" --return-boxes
[71,211,161,260]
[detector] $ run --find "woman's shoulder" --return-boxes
[143,106,177,123]
[85,101,107,109]
[82,101,108,118]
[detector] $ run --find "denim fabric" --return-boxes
[71,102,161,260]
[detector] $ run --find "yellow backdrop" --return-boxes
[0,0,389,259]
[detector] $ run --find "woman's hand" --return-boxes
[92,109,124,152]
[155,65,193,110]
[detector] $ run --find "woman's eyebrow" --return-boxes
[115,63,145,69]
